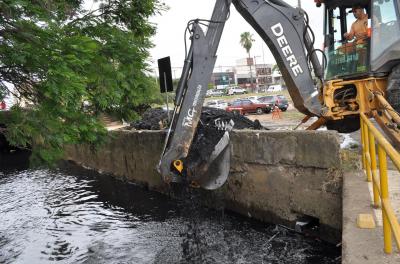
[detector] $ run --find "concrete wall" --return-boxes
[65,129,343,242]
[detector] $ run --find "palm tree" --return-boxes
[240,32,255,91]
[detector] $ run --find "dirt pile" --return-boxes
[200,107,263,130]
[131,107,265,167]
[186,107,264,167]
[131,108,172,130]
[131,107,264,131]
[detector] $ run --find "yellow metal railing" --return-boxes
[360,112,400,253]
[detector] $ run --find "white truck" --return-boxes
[266,84,283,92]
[227,87,247,95]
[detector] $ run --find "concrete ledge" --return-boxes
[231,130,341,169]
[66,130,167,192]
[65,129,343,243]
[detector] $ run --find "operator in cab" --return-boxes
[337,4,369,72]
[344,5,369,45]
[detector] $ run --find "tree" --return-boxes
[0,0,165,165]
[239,32,255,91]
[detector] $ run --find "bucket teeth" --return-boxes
[214,119,235,131]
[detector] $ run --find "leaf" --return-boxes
[0,0,164,166]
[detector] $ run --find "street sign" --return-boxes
[157,57,173,93]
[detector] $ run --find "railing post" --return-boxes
[363,122,372,182]
[361,117,366,169]
[369,133,380,207]
[378,144,392,254]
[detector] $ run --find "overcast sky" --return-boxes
[149,0,324,72]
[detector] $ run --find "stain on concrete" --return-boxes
[65,129,343,243]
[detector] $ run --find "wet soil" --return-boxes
[186,108,263,168]
[131,107,264,167]
[130,107,263,131]
[131,107,172,130]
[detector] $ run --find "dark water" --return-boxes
[0,165,341,264]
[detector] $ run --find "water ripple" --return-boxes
[0,166,340,264]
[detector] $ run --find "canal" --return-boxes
[0,162,340,263]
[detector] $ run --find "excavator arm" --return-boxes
[158,0,232,189]
[159,0,324,189]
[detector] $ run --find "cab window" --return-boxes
[371,0,400,61]
[324,6,370,79]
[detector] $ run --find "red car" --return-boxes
[226,99,271,115]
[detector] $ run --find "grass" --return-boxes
[281,109,306,120]
[340,149,362,172]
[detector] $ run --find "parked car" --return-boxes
[258,95,289,111]
[206,89,225,97]
[227,87,247,95]
[246,96,261,102]
[205,100,228,110]
[266,84,283,92]
[226,99,271,115]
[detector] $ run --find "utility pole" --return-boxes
[261,43,266,67]
[154,68,158,86]
[249,56,254,92]
[254,56,260,92]
[297,0,301,8]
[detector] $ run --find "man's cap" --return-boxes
[352,4,364,11]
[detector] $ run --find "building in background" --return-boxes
[211,71,235,89]
[234,59,277,92]
[255,64,273,90]
[165,59,282,92]
[271,70,285,86]
[235,58,256,91]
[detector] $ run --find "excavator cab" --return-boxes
[322,0,400,79]
[317,0,400,140]
[323,3,371,79]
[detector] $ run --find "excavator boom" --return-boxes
[159,0,324,188]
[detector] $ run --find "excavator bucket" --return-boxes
[196,141,231,190]
[188,120,234,190]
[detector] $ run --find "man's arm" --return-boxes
[344,24,355,40]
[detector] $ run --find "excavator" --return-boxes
[158,0,400,190]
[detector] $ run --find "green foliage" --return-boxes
[0,0,165,165]
[172,78,179,89]
[239,31,255,56]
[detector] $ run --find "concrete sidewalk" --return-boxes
[342,171,400,263]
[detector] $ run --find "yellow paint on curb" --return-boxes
[357,214,376,229]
